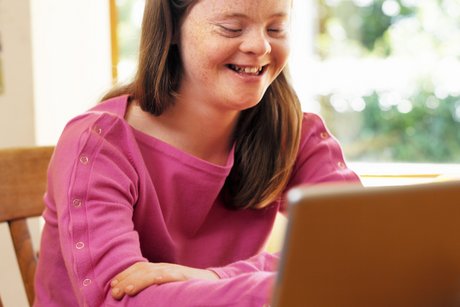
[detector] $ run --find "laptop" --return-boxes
[272,180,460,307]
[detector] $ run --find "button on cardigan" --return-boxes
[34,95,360,306]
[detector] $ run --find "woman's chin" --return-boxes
[229,95,265,111]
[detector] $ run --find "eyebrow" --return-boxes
[218,12,288,20]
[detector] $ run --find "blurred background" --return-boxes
[1,0,459,305]
[114,0,460,164]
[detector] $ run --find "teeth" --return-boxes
[244,67,259,73]
[230,65,263,75]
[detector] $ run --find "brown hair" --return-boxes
[103,0,303,209]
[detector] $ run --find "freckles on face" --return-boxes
[176,0,292,109]
[178,11,222,84]
[179,0,291,73]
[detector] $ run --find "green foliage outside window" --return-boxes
[316,0,460,163]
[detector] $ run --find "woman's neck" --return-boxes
[126,98,239,166]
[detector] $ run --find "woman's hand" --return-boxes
[110,262,220,300]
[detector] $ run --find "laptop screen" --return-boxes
[272,180,460,307]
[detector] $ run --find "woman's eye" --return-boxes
[221,26,242,33]
[216,25,243,37]
[268,27,287,37]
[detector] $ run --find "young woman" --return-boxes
[34,0,360,306]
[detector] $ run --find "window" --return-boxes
[112,0,144,83]
[312,0,460,165]
[111,0,460,184]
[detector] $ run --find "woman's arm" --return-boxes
[279,113,361,213]
[45,113,274,306]
[109,251,280,300]
[107,112,362,300]
[110,262,218,299]
[112,271,275,306]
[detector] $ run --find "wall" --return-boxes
[31,0,113,146]
[0,0,35,148]
[0,1,36,306]
[0,1,112,306]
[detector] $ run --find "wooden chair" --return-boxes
[0,146,54,307]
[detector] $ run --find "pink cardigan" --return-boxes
[34,95,360,306]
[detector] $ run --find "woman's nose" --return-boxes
[239,29,272,56]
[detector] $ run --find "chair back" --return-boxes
[0,146,54,307]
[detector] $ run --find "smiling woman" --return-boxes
[104,0,304,210]
[176,0,291,112]
[33,1,360,306]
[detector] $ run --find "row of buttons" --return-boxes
[72,125,103,287]
[76,149,92,287]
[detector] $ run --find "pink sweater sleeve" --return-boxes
[110,272,275,306]
[209,251,280,279]
[288,113,360,185]
[39,112,275,307]
[207,113,361,279]
[280,113,361,212]
[37,109,359,306]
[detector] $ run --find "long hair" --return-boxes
[103,0,303,210]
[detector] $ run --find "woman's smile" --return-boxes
[226,64,266,76]
[177,0,291,112]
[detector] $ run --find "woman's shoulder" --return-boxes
[53,95,137,166]
[291,112,360,183]
[61,95,130,138]
[89,94,130,115]
[64,94,129,127]
[299,112,334,143]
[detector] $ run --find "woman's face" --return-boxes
[176,0,291,113]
